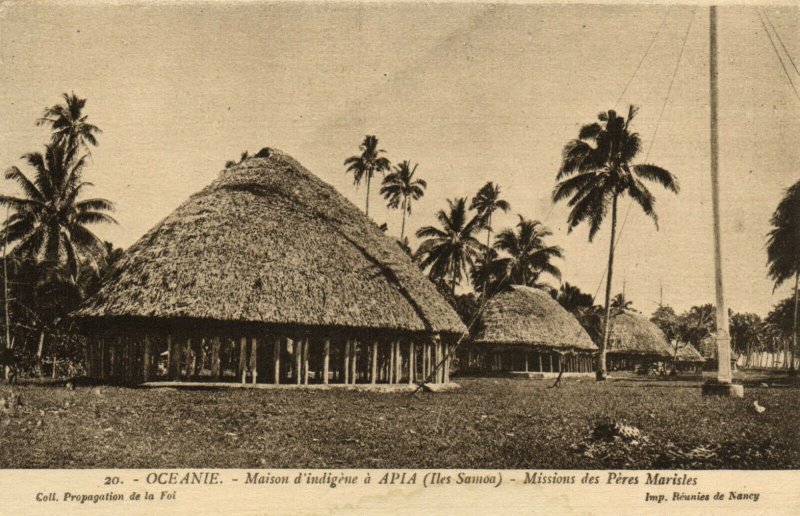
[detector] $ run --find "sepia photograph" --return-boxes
[0,0,799,485]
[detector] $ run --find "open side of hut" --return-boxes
[672,343,705,373]
[606,310,673,372]
[71,148,466,386]
[468,286,597,375]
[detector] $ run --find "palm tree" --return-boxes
[470,182,511,254]
[344,135,391,217]
[492,216,562,288]
[380,160,427,241]
[415,197,483,294]
[557,282,595,313]
[0,143,116,279]
[766,179,800,372]
[552,105,679,380]
[36,92,101,152]
[611,293,634,311]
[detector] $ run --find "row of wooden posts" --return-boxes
[476,347,595,373]
[84,332,454,385]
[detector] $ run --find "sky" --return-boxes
[0,2,799,318]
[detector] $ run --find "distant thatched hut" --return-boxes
[673,343,705,373]
[72,149,466,386]
[468,286,597,375]
[606,310,673,372]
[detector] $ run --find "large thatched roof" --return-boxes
[675,343,705,363]
[607,310,673,358]
[73,149,466,336]
[472,286,597,352]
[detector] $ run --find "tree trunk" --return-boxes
[792,271,798,373]
[365,174,371,217]
[598,193,619,381]
[37,330,45,377]
[400,197,407,241]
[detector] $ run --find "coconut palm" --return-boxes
[492,216,562,288]
[344,135,391,217]
[470,182,511,254]
[36,92,101,152]
[611,293,634,311]
[766,179,800,372]
[380,160,427,241]
[557,282,595,314]
[0,143,116,280]
[415,197,483,294]
[552,105,679,380]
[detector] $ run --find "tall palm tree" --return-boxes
[380,160,426,241]
[557,282,595,313]
[344,135,391,217]
[415,197,483,294]
[492,216,562,288]
[470,182,511,254]
[0,143,116,279]
[36,92,101,152]
[552,105,679,380]
[766,179,800,372]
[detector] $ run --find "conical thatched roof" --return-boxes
[73,148,466,336]
[607,310,673,358]
[472,286,597,352]
[675,343,705,363]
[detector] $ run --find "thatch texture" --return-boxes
[675,343,705,363]
[607,310,673,358]
[472,286,597,351]
[73,149,466,335]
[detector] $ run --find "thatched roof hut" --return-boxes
[468,286,596,374]
[607,310,673,358]
[675,343,705,363]
[473,286,596,351]
[73,148,465,386]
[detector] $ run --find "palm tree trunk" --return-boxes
[37,330,45,377]
[365,174,371,217]
[792,271,798,373]
[598,193,619,381]
[400,197,407,241]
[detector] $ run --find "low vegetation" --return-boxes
[2,374,797,469]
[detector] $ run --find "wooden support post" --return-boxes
[525,352,529,372]
[343,340,350,384]
[549,353,553,373]
[211,337,221,378]
[370,341,378,384]
[408,341,415,385]
[303,339,310,385]
[239,337,248,384]
[351,341,358,384]
[446,343,452,383]
[166,335,176,380]
[388,341,396,384]
[323,339,330,385]
[143,336,151,382]
[293,338,301,385]
[273,336,281,385]
[394,340,403,383]
[250,337,258,384]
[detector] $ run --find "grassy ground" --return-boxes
[1,372,798,469]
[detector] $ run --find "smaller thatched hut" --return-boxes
[673,343,705,373]
[606,310,673,373]
[468,286,597,376]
